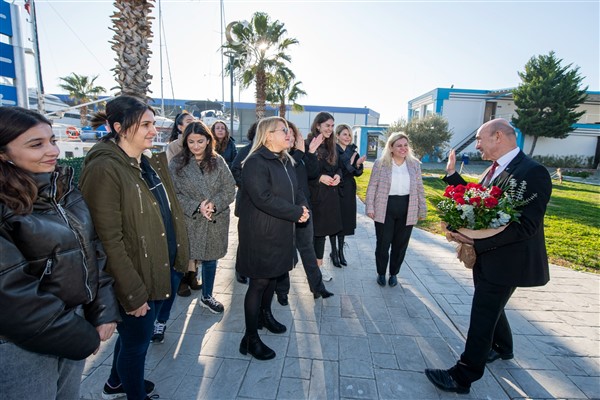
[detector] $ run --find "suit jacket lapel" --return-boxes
[490,151,526,189]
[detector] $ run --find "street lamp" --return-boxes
[223,50,237,137]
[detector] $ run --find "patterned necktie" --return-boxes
[482,161,499,187]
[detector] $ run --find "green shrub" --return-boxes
[561,170,592,178]
[58,157,85,185]
[533,154,594,168]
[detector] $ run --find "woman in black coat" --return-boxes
[306,112,343,279]
[211,120,237,168]
[333,123,366,266]
[237,116,309,360]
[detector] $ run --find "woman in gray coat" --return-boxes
[169,121,236,314]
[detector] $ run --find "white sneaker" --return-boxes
[321,268,333,282]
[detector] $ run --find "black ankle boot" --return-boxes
[338,244,348,267]
[329,236,341,268]
[186,270,202,291]
[259,309,286,334]
[177,278,191,297]
[239,334,276,360]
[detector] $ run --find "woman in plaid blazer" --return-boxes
[365,132,426,287]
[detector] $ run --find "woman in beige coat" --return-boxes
[365,132,426,287]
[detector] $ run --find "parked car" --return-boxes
[79,125,109,142]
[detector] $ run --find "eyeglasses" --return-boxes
[269,127,290,135]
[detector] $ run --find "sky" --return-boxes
[16,0,600,124]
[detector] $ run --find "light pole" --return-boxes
[223,50,237,137]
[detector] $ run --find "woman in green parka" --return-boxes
[80,96,189,400]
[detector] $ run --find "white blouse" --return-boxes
[389,161,410,196]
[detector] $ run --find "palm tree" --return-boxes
[110,0,154,98]
[223,12,299,120]
[266,66,307,119]
[58,73,106,126]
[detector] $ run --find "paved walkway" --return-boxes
[80,200,599,400]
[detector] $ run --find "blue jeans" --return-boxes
[155,267,183,323]
[201,260,217,298]
[0,340,84,400]
[107,301,159,400]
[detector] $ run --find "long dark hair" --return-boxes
[173,121,217,175]
[91,95,154,142]
[211,120,230,154]
[0,107,52,214]
[308,111,337,165]
[168,112,193,142]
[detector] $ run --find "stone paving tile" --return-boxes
[507,368,587,399]
[568,375,600,399]
[277,377,311,400]
[374,369,440,400]
[282,357,313,380]
[339,376,379,399]
[309,360,340,400]
[238,357,285,399]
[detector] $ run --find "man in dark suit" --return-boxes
[425,118,552,394]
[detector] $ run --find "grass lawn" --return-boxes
[356,169,600,273]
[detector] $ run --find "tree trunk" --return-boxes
[111,0,154,99]
[279,101,286,119]
[255,68,266,120]
[80,105,88,127]
[528,136,538,157]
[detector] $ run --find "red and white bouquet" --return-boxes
[437,180,536,267]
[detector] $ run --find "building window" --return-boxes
[424,103,434,116]
[413,109,420,119]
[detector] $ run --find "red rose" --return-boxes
[443,185,455,198]
[484,197,498,208]
[454,185,467,194]
[489,186,503,198]
[469,196,482,206]
[453,194,466,205]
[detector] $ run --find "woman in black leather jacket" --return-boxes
[0,107,119,399]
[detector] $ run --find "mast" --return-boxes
[220,0,225,112]
[158,0,165,116]
[30,0,44,113]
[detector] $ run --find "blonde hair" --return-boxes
[335,123,353,144]
[244,116,294,165]
[380,131,419,167]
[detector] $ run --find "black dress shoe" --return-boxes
[313,288,334,299]
[388,275,398,287]
[377,275,386,286]
[487,349,514,363]
[425,369,470,394]
[239,335,275,360]
[277,294,289,306]
[236,271,248,284]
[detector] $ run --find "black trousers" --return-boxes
[450,266,515,386]
[276,218,325,295]
[374,195,413,276]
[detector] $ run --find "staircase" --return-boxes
[443,128,478,160]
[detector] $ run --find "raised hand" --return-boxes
[308,134,324,154]
[446,149,456,176]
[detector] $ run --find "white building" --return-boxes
[408,87,600,164]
